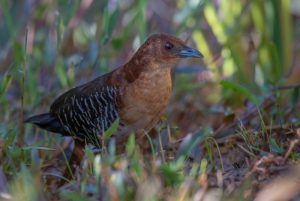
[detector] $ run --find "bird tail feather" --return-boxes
[24,113,66,135]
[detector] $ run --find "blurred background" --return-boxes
[1,0,299,139]
[1,0,300,200]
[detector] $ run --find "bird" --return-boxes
[25,33,202,181]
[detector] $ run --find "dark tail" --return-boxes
[24,113,67,135]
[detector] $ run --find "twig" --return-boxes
[214,95,275,138]
[236,144,256,157]
[273,84,300,91]
[284,139,300,160]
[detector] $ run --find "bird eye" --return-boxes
[165,42,174,50]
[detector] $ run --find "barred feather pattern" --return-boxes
[54,86,119,145]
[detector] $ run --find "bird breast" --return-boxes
[119,67,172,131]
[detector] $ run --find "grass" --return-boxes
[1,0,300,200]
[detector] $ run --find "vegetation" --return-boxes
[0,0,300,200]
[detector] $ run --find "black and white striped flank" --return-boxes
[53,86,119,145]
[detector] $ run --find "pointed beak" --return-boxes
[177,46,203,58]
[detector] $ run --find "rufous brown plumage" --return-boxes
[25,33,203,148]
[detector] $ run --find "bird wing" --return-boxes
[50,72,112,111]
[49,72,121,144]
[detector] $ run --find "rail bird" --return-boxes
[25,34,202,180]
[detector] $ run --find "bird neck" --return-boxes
[123,56,173,83]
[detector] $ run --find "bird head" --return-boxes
[135,33,203,65]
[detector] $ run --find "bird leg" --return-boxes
[59,139,85,186]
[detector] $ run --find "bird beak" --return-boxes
[177,46,203,58]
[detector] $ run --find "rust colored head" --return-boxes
[132,33,203,65]
[119,33,203,84]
